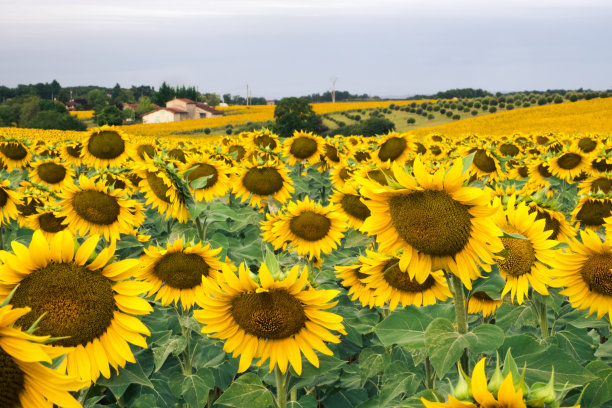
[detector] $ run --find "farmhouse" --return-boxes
[142,98,223,124]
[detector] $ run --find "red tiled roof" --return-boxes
[195,102,222,115]
[175,98,195,103]
[143,107,188,116]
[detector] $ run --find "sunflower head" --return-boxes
[82,126,133,168]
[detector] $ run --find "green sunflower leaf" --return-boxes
[214,373,275,408]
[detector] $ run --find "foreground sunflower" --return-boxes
[358,250,451,310]
[57,175,143,241]
[194,263,345,375]
[0,140,32,170]
[0,303,85,408]
[360,157,503,289]
[233,159,294,208]
[29,158,74,191]
[140,239,234,310]
[181,156,231,202]
[492,197,561,304]
[263,196,347,260]
[0,230,153,383]
[282,131,325,166]
[81,126,133,168]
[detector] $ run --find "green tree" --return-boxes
[199,93,221,107]
[155,82,175,106]
[19,96,40,126]
[273,97,321,137]
[26,111,86,131]
[135,97,156,119]
[96,105,123,126]
[87,89,108,112]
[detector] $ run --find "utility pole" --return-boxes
[246,84,249,106]
[330,76,338,103]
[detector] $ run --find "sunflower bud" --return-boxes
[451,365,472,401]
[487,354,504,395]
[527,370,557,407]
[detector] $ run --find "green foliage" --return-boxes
[26,110,87,130]
[273,97,322,137]
[96,105,124,126]
[87,89,109,112]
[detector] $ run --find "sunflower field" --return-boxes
[1,119,612,408]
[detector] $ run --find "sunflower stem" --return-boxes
[290,389,297,401]
[78,385,92,404]
[450,275,470,375]
[540,300,549,339]
[0,226,3,251]
[274,367,288,408]
[195,216,207,242]
[425,357,435,389]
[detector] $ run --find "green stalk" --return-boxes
[0,226,4,251]
[274,368,288,408]
[540,300,549,339]
[451,275,469,374]
[195,217,207,242]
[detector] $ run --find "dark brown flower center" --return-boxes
[242,167,284,196]
[368,169,392,186]
[378,137,407,162]
[72,190,120,225]
[187,163,219,189]
[497,238,536,276]
[580,254,612,296]
[254,135,277,150]
[518,166,529,178]
[289,211,331,241]
[340,194,371,221]
[87,131,126,160]
[472,291,494,301]
[591,177,612,194]
[388,190,472,257]
[592,159,612,173]
[578,137,597,153]
[576,199,612,227]
[0,188,8,207]
[168,148,186,163]
[414,142,427,154]
[536,136,549,145]
[528,207,561,240]
[324,144,340,162]
[0,348,25,407]
[338,168,353,182]
[36,162,67,184]
[500,143,520,157]
[557,153,582,169]
[537,163,552,178]
[146,171,172,203]
[231,289,306,339]
[0,142,28,160]
[66,144,82,158]
[290,137,318,159]
[353,151,371,162]
[136,144,156,160]
[12,262,115,347]
[17,198,43,217]
[473,149,497,173]
[382,259,436,292]
[228,145,246,161]
[38,212,68,233]
[153,252,210,289]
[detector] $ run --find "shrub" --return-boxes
[452,114,461,120]
[407,117,416,124]
[471,110,478,116]
[488,106,497,113]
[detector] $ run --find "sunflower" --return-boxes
[0,230,153,383]
[492,197,562,304]
[468,291,503,317]
[334,261,377,308]
[181,156,231,202]
[91,169,132,193]
[81,126,133,168]
[194,262,345,375]
[528,159,554,183]
[525,201,576,243]
[249,129,280,151]
[591,156,612,174]
[134,158,190,223]
[24,206,69,239]
[497,141,522,158]
[282,131,325,166]
[224,141,248,162]
[374,132,413,165]
[571,196,612,230]
[548,146,592,181]
[233,159,294,208]
[264,196,347,260]
[319,141,342,172]
[578,175,612,196]
[0,303,86,408]
[573,135,600,154]
[329,182,371,229]
[140,239,234,310]
[61,140,83,166]
[465,148,504,182]
[134,142,158,161]
[16,185,47,227]
[0,180,21,225]
[0,140,32,170]
[329,162,356,189]
[551,229,612,320]
[359,250,451,310]
[29,158,74,191]
[57,175,143,241]
[360,156,504,289]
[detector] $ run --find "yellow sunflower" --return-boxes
[468,291,503,317]
[0,230,153,383]
[81,126,133,168]
[264,196,347,260]
[29,158,74,191]
[0,303,86,408]
[548,146,592,181]
[0,180,21,226]
[571,196,612,230]
[359,250,451,310]
[56,175,143,241]
[334,261,377,308]
[551,229,612,320]
[24,206,69,239]
[181,156,231,202]
[360,156,504,289]
[140,239,235,310]
[134,142,158,161]
[578,175,612,196]
[0,140,32,170]
[318,141,342,172]
[590,156,612,174]
[329,182,371,229]
[282,131,325,166]
[573,135,600,154]
[61,140,83,166]
[16,185,47,227]
[522,201,575,245]
[492,197,562,304]
[374,132,413,165]
[194,262,345,375]
[233,159,294,208]
[329,162,356,189]
[91,169,133,193]
[465,148,504,182]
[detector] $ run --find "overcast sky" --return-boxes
[1,0,611,98]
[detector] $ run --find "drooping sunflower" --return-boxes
[329,182,371,229]
[0,230,153,383]
[374,132,413,165]
[56,175,143,241]
[551,229,612,320]
[0,140,32,170]
[548,146,592,181]
[81,126,133,168]
[0,180,21,225]
[140,239,234,310]
[181,156,231,202]
[264,196,347,260]
[360,156,504,289]
[194,262,346,375]
[134,158,190,223]
[318,141,342,172]
[16,184,47,227]
[468,291,503,317]
[359,250,451,310]
[233,159,294,208]
[525,201,576,243]
[91,168,133,193]
[29,158,74,191]
[492,197,561,304]
[0,303,86,408]
[24,206,70,239]
[571,196,612,230]
[578,174,612,196]
[282,131,325,166]
[249,129,280,151]
[334,261,377,308]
